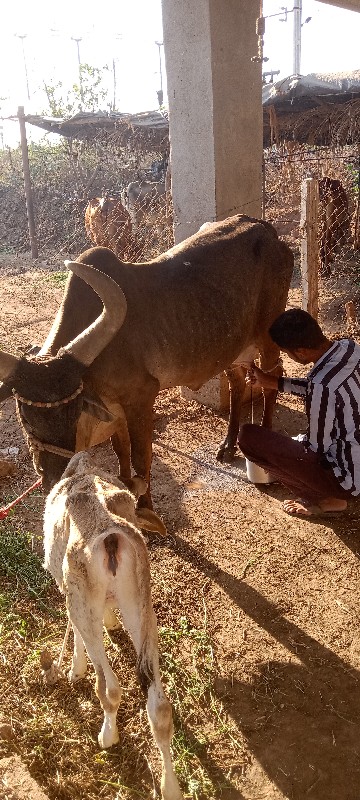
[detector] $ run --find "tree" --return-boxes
[43,63,110,118]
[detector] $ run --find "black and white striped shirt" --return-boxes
[278,338,360,495]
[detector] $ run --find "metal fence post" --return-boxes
[300,177,318,319]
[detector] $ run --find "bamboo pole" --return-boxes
[18,106,38,259]
[300,177,318,320]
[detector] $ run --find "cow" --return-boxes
[85,196,133,259]
[43,451,182,800]
[0,214,293,511]
[126,179,167,231]
[318,177,351,275]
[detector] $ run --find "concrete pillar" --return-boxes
[162,0,263,244]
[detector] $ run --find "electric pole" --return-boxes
[293,1,302,75]
[71,37,84,107]
[15,34,31,102]
[155,41,163,106]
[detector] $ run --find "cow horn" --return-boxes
[0,351,20,382]
[62,261,127,367]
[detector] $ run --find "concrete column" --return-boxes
[162,0,263,243]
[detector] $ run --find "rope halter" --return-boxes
[13,382,84,460]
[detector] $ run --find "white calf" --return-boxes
[43,452,183,800]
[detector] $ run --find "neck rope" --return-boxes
[13,383,83,459]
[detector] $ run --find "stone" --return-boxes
[0,755,50,800]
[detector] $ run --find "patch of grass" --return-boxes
[159,615,241,799]
[0,520,53,608]
[0,246,16,255]
[45,270,68,287]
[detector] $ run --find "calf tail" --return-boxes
[103,532,119,576]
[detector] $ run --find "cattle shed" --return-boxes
[21,109,170,159]
[9,66,360,196]
[21,69,360,154]
[263,72,360,147]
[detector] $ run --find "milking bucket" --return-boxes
[245,459,275,484]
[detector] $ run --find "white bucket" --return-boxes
[245,459,275,484]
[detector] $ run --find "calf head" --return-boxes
[0,260,127,491]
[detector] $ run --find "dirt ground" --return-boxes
[1,251,360,800]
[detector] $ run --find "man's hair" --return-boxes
[269,308,327,350]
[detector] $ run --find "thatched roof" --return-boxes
[263,72,360,146]
[22,109,170,155]
[8,71,360,149]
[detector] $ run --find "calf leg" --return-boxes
[103,606,121,631]
[68,623,88,682]
[118,550,183,799]
[66,588,122,749]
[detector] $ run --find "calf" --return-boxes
[318,177,350,275]
[85,196,133,258]
[43,452,182,800]
[126,179,167,231]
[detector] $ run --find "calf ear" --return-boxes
[82,389,115,422]
[135,507,167,537]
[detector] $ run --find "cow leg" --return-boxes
[217,365,246,462]
[66,588,122,748]
[111,428,132,484]
[123,382,159,509]
[118,567,183,800]
[258,340,283,428]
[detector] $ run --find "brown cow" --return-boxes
[318,177,351,275]
[0,215,293,511]
[85,196,133,259]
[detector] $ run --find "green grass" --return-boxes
[0,520,60,626]
[45,270,68,287]
[159,616,241,799]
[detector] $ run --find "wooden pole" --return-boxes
[300,177,318,320]
[18,106,38,259]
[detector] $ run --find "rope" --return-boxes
[13,382,83,408]
[26,431,75,459]
[0,478,42,520]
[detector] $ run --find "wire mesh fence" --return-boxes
[0,131,359,304]
[0,129,172,263]
[264,143,360,269]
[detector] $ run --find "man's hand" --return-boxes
[242,362,279,391]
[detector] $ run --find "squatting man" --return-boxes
[238,308,360,518]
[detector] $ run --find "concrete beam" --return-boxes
[316,0,360,11]
[162,0,262,243]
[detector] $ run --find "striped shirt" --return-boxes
[278,338,360,495]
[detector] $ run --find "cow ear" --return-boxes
[135,507,167,537]
[0,382,12,403]
[82,390,115,422]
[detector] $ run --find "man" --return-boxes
[238,308,360,517]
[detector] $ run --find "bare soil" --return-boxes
[1,251,360,800]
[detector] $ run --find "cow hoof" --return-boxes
[216,444,225,462]
[216,444,237,462]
